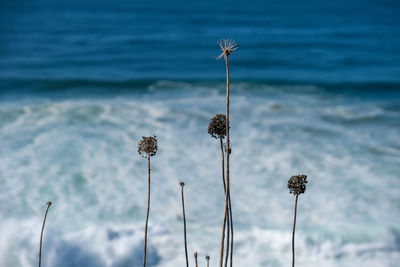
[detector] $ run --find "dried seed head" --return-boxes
[217,39,239,60]
[180,181,185,187]
[138,136,158,157]
[205,255,210,261]
[194,252,198,258]
[208,114,226,139]
[46,201,52,206]
[288,174,308,195]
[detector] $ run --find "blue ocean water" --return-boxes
[0,1,400,267]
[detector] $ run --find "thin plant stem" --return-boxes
[220,138,234,267]
[39,201,52,267]
[220,137,230,267]
[221,139,234,267]
[180,182,189,267]
[219,54,231,267]
[292,194,299,267]
[219,137,226,194]
[228,190,233,267]
[206,256,210,267]
[194,252,198,267]
[225,203,230,267]
[143,154,151,267]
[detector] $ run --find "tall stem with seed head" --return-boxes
[180,182,189,267]
[206,256,210,267]
[143,154,151,267]
[219,44,231,267]
[138,136,157,267]
[39,201,52,267]
[216,39,237,267]
[292,194,299,267]
[288,174,307,267]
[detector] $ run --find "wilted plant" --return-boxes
[180,181,190,267]
[208,114,226,139]
[288,174,308,267]
[217,39,238,267]
[38,201,52,267]
[208,114,233,267]
[138,136,158,267]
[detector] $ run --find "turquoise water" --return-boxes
[1,0,400,266]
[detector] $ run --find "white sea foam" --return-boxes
[0,81,399,266]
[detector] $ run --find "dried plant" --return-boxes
[208,114,227,139]
[288,174,307,195]
[194,252,198,267]
[206,255,210,267]
[138,136,158,158]
[180,181,189,267]
[38,201,52,267]
[208,114,233,267]
[217,39,238,267]
[138,136,158,267]
[288,174,308,267]
[217,39,239,60]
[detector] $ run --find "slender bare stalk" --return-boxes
[219,137,234,267]
[225,202,230,267]
[219,137,226,194]
[206,256,210,267]
[220,137,230,267]
[143,154,151,267]
[228,190,233,267]
[219,136,234,267]
[180,181,189,267]
[38,201,52,267]
[194,252,198,267]
[228,190,234,267]
[292,194,299,267]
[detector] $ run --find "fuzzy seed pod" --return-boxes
[138,136,158,157]
[208,114,227,139]
[288,174,308,195]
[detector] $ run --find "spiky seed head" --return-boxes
[206,255,210,261]
[208,114,226,139]
[288,174,308,195]
[217,39,239,60]
[47,201,52,206]
[138,136,158,157]
[180,181,185,187]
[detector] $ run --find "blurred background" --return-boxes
[0,0,399,266]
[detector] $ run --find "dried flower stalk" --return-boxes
[138,136,158,267]
[288,174,308,267]
[180,181,190,267]
[217,39,238,267]
[208,114,234,266]
[38,201,52,267]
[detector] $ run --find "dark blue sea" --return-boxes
[0,1,399,266]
